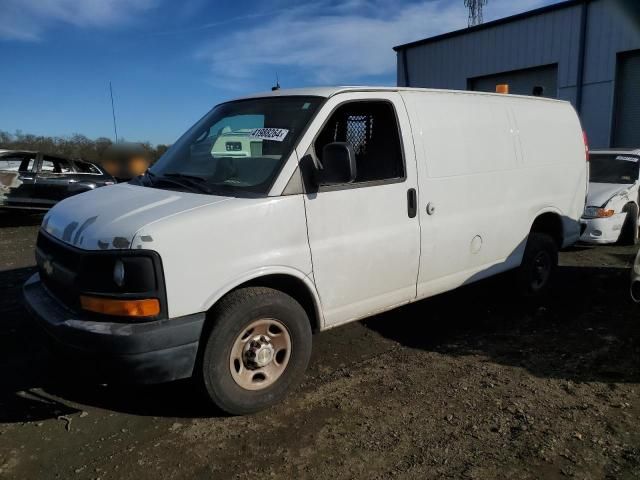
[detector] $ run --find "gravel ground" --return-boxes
[0,210,638,480]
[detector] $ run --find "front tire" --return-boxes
[516,232,558,296]
[199,287,312,415]
[618,204,639,246]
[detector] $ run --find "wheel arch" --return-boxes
[529,209,564,249]
[622,201,639,214]
[202,268,324,333]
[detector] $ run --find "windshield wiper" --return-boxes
[129,169,156,187]
[157,172,213,194]
[162,172,208,183]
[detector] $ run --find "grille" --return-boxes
[36,231,81,271]
[36,231,81,309]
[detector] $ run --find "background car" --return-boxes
[0,150,116,210]
[580,149,640,245]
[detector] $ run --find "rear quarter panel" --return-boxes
[509,99,587,247]
[403,91,586,297]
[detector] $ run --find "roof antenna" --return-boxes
[109,81,119,143]
[271,72,281,91]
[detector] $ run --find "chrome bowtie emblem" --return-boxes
[43,259,54,276]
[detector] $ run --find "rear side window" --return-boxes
[314,101,404,183]
[75,162,101,174]
[0,154,36,172]
[41,156,73,173]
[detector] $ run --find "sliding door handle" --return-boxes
[407,188,417,218]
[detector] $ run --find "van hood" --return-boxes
[42,183,232,250]
[586,182,633,207]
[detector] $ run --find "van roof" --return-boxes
[230,86,570,105]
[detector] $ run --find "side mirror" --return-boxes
[68,181,96,194]
[314,142,357,186]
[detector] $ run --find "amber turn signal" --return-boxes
[80,296,160,317]
[596,209,615,218]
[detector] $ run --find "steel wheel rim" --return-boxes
[531,251,551,290]
[229,318,292,391]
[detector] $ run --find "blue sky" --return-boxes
[0,0,559,145]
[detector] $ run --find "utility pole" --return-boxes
[109,81,119,143]
[465,0,488,27]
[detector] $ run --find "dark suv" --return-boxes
[0,150,116,210]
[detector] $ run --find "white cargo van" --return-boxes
[24,87,588,414]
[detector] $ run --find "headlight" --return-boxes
[584,206,614,218]
[113,259,125,287]
[77,253,164,319]
[79,255,158,293]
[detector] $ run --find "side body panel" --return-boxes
[509,98,587,248]
[402,91,586,300]
[130,195,314,321]
[295,92,421,328]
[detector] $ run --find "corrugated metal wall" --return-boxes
[397,0,640,148]
[397,4,583,101]
[613,50,640,147]
[469,64,558,97]
[581,0,640,146]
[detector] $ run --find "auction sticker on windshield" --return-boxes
[250,128,289,142]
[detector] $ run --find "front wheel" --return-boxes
[618,205,639,246]
[199,287,312,415]
[516,232,558,297]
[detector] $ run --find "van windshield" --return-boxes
[139,96,322,195]
[589,154,639,184]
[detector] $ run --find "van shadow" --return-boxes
[364,262,640,384]
[0,267,218,423]
[0,210,45,227]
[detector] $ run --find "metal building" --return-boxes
[394,0,640,148]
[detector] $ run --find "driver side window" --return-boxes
[314,101,404,184]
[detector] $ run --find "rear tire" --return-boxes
[198,287,312,415]
[516,232,558,297]
[617,204,639,246]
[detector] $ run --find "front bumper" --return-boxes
[579,213,626,244]
[23,273,206,384]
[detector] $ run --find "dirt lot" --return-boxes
[0,210,639,480]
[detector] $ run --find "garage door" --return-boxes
[469,64,558,98]
[613,50,640,148]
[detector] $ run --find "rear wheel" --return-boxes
[199,287,312,415]
[617,204,639,246]
[516,232,558,296]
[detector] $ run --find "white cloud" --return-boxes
[198,0,553,90]
[0,0,157,41]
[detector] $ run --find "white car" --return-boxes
[580,149,640,245]
[23,87,587,414]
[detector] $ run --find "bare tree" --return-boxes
[0,130,169,164]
